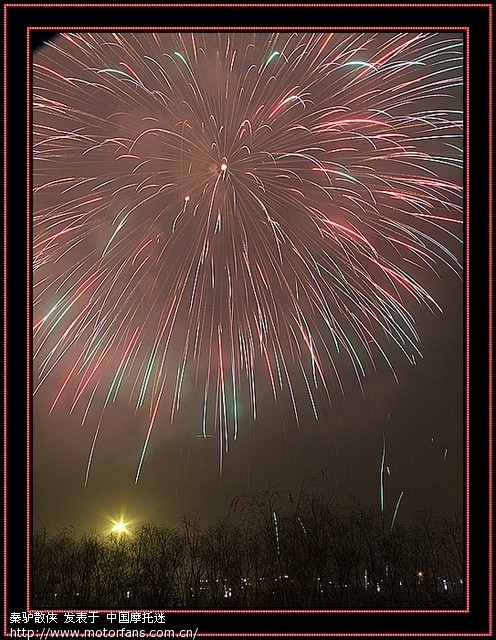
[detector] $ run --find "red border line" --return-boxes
[25,24,471,621]
[3,3,495,8]
[487,2,493,636]
[24,23,471,621]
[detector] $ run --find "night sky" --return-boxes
[32,30,464,536]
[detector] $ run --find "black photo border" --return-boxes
[4,2,492,637]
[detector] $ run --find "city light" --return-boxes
[111,520,128,534]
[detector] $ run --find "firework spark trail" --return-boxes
[32,31,463,482]
[390,490,405,531]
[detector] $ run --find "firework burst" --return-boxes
[33,31,463,482]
